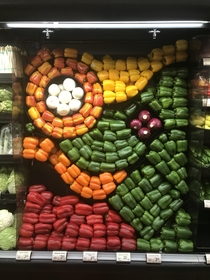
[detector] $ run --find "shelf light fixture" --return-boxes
[4,21,208,29]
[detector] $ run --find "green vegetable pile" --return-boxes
[0,85,13,114]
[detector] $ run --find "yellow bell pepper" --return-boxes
[103,79,115,91]
[115,59,126,71]
[115,81,126,92]
[28,106,40,120]
[91,59,103,72]
[97,70,109,82]
[81,52,94,65]
[150,60,163,72]
[138,58,150,71]
[176,39,188,51]
[119,71,129,83]
[103,55,116,70]
[115,92,127,103]
[141,69,153,80]
[126,57,137,70]
[103,91,116,104]
[109,69,119,81]
[150,48,164,61]
[125,85,138,98]
[129,69,140,82]
[162,45,175,55]
[64,48,78,58]
[175,51,188,62]
[163,54,176,66]
[135,76,148,91]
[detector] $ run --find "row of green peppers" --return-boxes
[59,119,147,172]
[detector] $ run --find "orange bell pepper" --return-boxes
[72,113,84,126]
[102,182,116,195]
[84,116,96,129]
[61,172,74,184]
[29,71,43,86]
[92,189,106,200]
[35,148,49,162]
[79,103,93,118]
[22,148,36,159]
[81,187,93,199]
[52,117,63,128]
[89,176,101,190]
[64,48,78,59]
[49,153,59,165]
[113,170,127,184]
[25,63,36,76]
[63,127,77,139]
[41,122,54,136]
[26,82,38,96]
[76,172,91,186]
[39,138,55,153]
[89,106,103,118]
[62,116,73,127]
[26,96,36,107]
[33,117,45,129]
[54,161,67,174]
[52,127,63,139]
[99,172,113,185]
[36,101,47,113]
[39,75,50,88]
[67,164,81,178]
[75,124,89,136]
[38,62,52,75]
[70,181,83,194]
[58,152,71,167]
[47,67,61,79]
[60,67,74,76]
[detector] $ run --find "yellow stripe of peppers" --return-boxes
[138,58,151,71]
[125,85,138,98]
[176,39,188,51]
[141,69,153,80]
[81,52,94,65]
[115,92,127,103]
[126,57,137,70]
[109,69,119,81]
[162,45,175,55]
[103,56,116,70]
[115,81,126,92]
[119,71,129,83]
[129,69,140,82]
[150,60,163,72]
[103,91,116,104]
[91,59,103,72]
[115,59,126,70]
[97,70,109,82]
[135,76,148,91]
[103,79,115,91]
[163,54,176,66]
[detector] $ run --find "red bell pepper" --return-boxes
[89,106,103,118]
[33,234,48,250]
[31,55,43,67]
[52,206,58,215]
[66,58,78,70]
[83,116,96,129]
[70,214,85,225]
[27,191,47,207]
[75,73,87,84]
[39,213,57,224]
[86,214,103,225]
[25,63,36,76]
[60,195,79,206]
[52,195,62,206]
[62,116,74,127]
[56,205,74,219]
[36,101,47,113]
[19,223,34,238]
[33,117,45,129]
[29,71,43,86]
[105,210,122,223]
[86,71,98,84]
[90,237,106,251]
[51,48,64,58]
[79,103,93,118]
[93,223,106,237]
[24,201,41,214]
[65,223,79,237]
[51,230,64,238]
[79,224,93,238]
[119,223,135,238]
[42,110,55,122]
[34,223,53,235]
[47,67,61,79]
[76,237,90,251]
[26,96,36,107]
[77,61,89,74]
[92,82,103,95]
[75,203,93,216]
[62,236,77,250]
[93,93,104,106]
[54,57,65,69]
[39,49,52,62]
[84,91,94,104]
[83,82,93,93]
[92,202,109,215]
[17,237,34,250]
[121,238,137,251]
[106,222,119,236]
[53,218,68,233]
[47,235,62,250]
[39,75,50,88]
[106,236,121,251]
[40,203,53,214]
[60,67,74,76]
[22,212,39,224]
[29,184,46,193]
[41,191,54,204]
[26,82,38,96]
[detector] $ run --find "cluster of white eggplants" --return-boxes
[46,78,84,116]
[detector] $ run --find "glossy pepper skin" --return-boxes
[137,238,150,251]
[175,209,191,226]
[178,239,194,252]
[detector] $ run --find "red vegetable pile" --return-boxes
[18,184,137,251]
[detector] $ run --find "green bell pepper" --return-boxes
[131,187,144,202]
[122,192,137,209]
[115,159,129,170]
[172,98,188,108]
[91,140,104,152]
[174,107,188,118]
[149,99,162,112]
[102,109,115,118]
[116,128,132,140]
[146,151,161,165]
[158,133,168,143]
[150,238,164,252]
[155,160,170,175]
[80,145,92,160]
[160,227,175,240]
[104,141,117,152]
[147,190,162,203]
[163,119,176,129]
[139,178,153,193]
[175,209,191,226]
[124,103,137,117]
[174,225,192,239]
[127,135,139,147]
[114,139,128,150]
[167,158,180,171]
[157,195,172,210]
[169,189,180,199]
[120,206,135,222]
[141,165,156,179]
[76,157,89,169]
[140,91,154,103]
[149,174,162,189]
[109,194,124,211]
[140,226,155,240]
[177,167,187,180]
[116,183,129,196]
[124,177,136,190]
[173,77,187,88]
[67,147,80,162]
[131,218,143,231]
[157,86,173,97]
[91,150,106,162]
[100,162,116,172]
[103,130,117,142]
[137,238,151,251]
[161,67,177,77]
[160,109,175,119]
[175,119,188,127]
[158,181,172,195]
[128,152,139,165]
[164,140,177,156]
[172,86,188,97]
[149,204,161,217]
[163,240,178,252]
[160,208,173,220]
[72,138,85,149]
[159,97,173,109]
[114,110,127,120]
[59,139,73,153]
[130,170,142,183]
[177,67,188,79]
[150,139,164,152]
[133,142,147,156]
[166,171,181,185]
[82,133,94,146]
[132,204,145,218]
[117,146,133,159]
[110,120,126,132]
[175,180,189,194]
[176,140,188,153]
[140,210,154,226]
[97,120,110,131]
[169,198,183,211]
[88,161,100,173]
[158,149,171,162]
[169,129,186,141]
[152,216,165,231]
[174,153,188,166]
[140,196,153,210]
[105,152,119,163]
[178,239,194,252]
[159,76,174,87]
[89,128,103,141]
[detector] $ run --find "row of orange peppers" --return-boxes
[22,136,127,200]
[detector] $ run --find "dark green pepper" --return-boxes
[146,151,161,165]
[158,133,168,143]
[130,170,142,184]
[160,227,175,240]
[114,139,128,150]
[122,193,137,209]
[140,210,154,226]
[140,226,154,240]
[159,208,173,220]
[59,139,73,153]
[103,130,117,142]
[131,187,144,202]
[152,216,165,231]
[140,91,154,103]
[176,140,188,153]
[91,140,104,152]
[89,128,103,141]
[177,67,188,79]
[161,67,177,77]
[109,194,124,211]
[164,140,176,156]
[172,86,188,97]
[163,240,178,252]
[116,183,129,196]
[72,138,85,149]
[157,195,172,210]
[174,225,192,239]
[114,110,127,120]
[141,165,156,179]
[169,129,186,141]
[120,206,135,222]
[138,178,153,193]
[127,135,139,147]
[110,120,126,132]
[167,158,180,171]
[166,171,181,185]
[104,141,116,152]
[163,119,176,130]
[105,152,119,163]
[124,177,136,190]
[174,107,188,118]
[149,99,162,112]
[91,150,106,162]
[82,133,94,146]
[96,120,110,131]
[175,119,188,128]
[67,147,80,162]
[150,204,161,217]
[117,146,133,159]
[172,98,188,108]
[147,190,162,203]
[160,109,175,119]
[174,152,188,166]
[131,218,143,231]
[157,86,173,97]
[169,189,180,199]
[100,162,116,172]
[115,159,128,170]
[158,149,171,162]
[132,204,145,218]
[178,239,193,253]
[137,238,151,251]
[150,139,164,152]
[155,160,170,175]
[159,97,173,109]
[150,238,164,252]
[149,174,162,189]
[25,122,35,133]
[140,196,153,210]
[102,109,115,118]
[158,181,172,195]
[124,103,137,117]
[173,77,187,88]
[169,198,183,211]
[76,157,89,169]
[127,152,139,165]
[133,142,147,156]
[116,128,132,140]
[88,161,100,173]
[159,76,174,87]
[175,180,189,194]
[175,209,191,226]
[177,167,187,180]
[80,145,92,160]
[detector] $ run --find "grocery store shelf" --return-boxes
[0,73,13,84]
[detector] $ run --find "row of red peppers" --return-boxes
[18,184,136,251]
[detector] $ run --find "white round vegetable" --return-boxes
[48,84,60,96]
[46,96,60,109]
[63,78,76,91]
[58,90,72,104]
[72,87,84,100]
[58,84,64,91]
[57,103,70,116]
[69,99,82,112]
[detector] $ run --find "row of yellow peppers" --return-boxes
[22,136,127,200]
